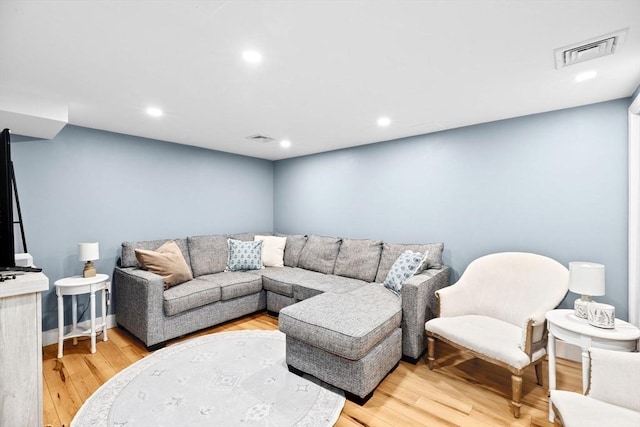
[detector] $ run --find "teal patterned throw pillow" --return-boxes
[383,250,428,295]
[227,238,263,271]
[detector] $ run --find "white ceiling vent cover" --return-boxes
[246,134,276,143]
[554,28,628,69]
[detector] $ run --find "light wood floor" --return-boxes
[43,312,581,427]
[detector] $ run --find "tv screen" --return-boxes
[0,128,15,268]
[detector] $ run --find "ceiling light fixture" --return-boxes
[377,116,391,127]
[242,50,262,64]
[280,139,291,148]
[574,70,598,82]
[146,107,163,117]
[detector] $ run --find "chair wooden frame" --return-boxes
[425,252,568,419]
[427,316,543,418]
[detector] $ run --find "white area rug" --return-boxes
[72,330,345,426]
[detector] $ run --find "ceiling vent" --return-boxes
[554,28,628,69]
[246,134,276,143]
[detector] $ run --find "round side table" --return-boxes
[545,308,640,422]
[55,273,111,358]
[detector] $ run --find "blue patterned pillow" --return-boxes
[383,250,428,294]
[227,239,263,271]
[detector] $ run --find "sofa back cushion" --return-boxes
[187,235,228,276]
[375,242,444,283]
[276,233,307,267]
[297,235,342,274]
[121,238,190,268]
[333,238,383,282]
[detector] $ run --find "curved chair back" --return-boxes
[455,252,569,327]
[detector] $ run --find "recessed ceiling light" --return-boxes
[280,139,291,148]
[377,116,391,127]
[146,107,163,117]
[242,50,262,64]
[575,70,598,82]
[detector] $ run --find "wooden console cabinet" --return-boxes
[0,272,48,426]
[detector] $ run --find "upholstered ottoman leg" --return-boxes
[427,335,435,369]
[511,374,523,418]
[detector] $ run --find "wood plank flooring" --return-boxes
[43,312,581,427]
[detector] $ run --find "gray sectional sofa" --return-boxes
[113,232,450,400]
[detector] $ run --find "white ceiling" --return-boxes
[1,0,639,161]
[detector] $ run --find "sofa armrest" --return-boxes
[113,266,166,347]
[400,266,451,360]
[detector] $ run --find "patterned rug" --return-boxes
[72,330,345,426]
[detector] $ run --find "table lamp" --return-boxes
[569,262,605,319]
[79,242,99,278]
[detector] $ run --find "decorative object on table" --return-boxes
[78,242,99,278]
[71,330,345,427]
[569,262,605,319]
[587,302,616,328]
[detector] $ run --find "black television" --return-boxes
[0,128,15,268]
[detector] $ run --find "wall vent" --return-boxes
[554,28,628,69]
[246,134,276,143]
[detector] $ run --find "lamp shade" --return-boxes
[78,242,99,262]
[569,262,605,296]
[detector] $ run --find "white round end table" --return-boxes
[55,273,111,358]
[545,308,640,422]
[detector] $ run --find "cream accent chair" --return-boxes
[425,252,569,418]
[550,348,640,427]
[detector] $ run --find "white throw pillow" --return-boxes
[254,235,287,267]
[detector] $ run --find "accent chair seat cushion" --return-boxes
[551,390,640,427]
[425,315,546,369]
[279,284,402,361]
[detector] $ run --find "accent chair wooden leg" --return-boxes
[511,374,523,418]
[427,336,435,370]
[534,361,544,387]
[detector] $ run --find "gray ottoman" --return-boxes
[279,284,402,402]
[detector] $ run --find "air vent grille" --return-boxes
[554,28,627,69]
[246,134,276,143]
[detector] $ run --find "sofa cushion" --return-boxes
[279,284,402,360]
[333,238,382,282]
[254,235,286,267]
[227,239,263,271]
[276,234,307,268]
[375,242,444,283]
[197,271,263,301]
[297,235,342,274]
[187,235,228,276]
[261,266,319,297]
[135,241,193,289]
[121,238,190,268]
[163,278,221,316]
[292,274,368,301]
[228,232,270,241]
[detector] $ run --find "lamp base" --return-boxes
[574,295,594,319]
[83,261,96,278]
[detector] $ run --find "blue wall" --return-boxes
[11,125,274,331]
[274,99,630,319]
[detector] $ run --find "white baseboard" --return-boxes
[42,314,118,347]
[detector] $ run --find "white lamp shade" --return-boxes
[569,262,605,296]
[78,242,99,262]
